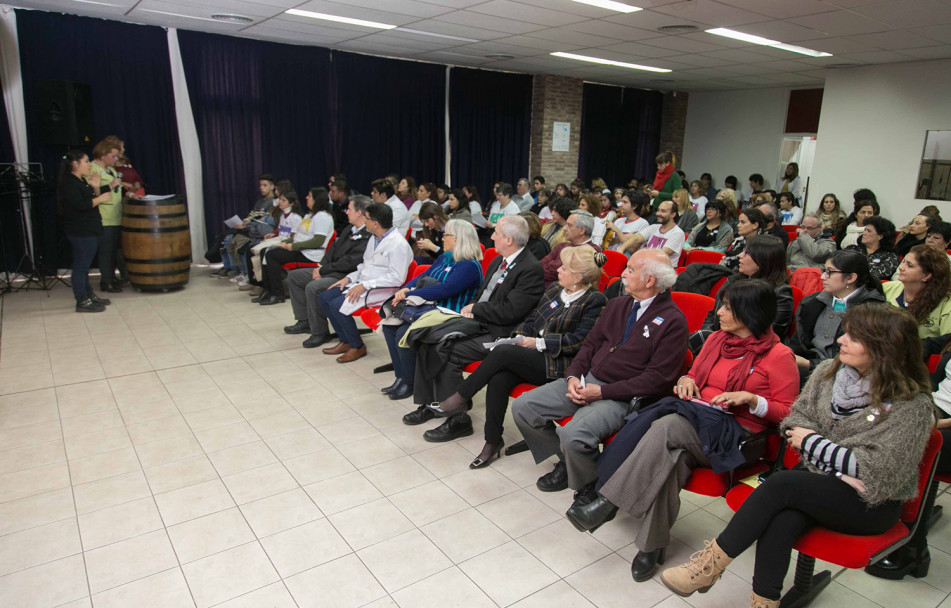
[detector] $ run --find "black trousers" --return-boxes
[456,344,549,444]
[717,469,901,600]
[97,225,126,285]
[262,248,310,294]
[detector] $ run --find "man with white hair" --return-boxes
[515,178,535,212]
[539,209,601,286]
[511,249,689,493]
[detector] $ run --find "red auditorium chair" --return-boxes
[602,250,628,277]
[725,429,943,608]
[482,248,499,275]
[783,225,799,241]
[671,292,716,333]
[684,250,725,266]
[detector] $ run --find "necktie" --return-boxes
[620,300,641,344]
[478,259,509,303]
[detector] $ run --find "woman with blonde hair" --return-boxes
[672,188,699,234]
[428,247,608,468]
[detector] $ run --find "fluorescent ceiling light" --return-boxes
[285,8,396,30]
[770,42,833,58]
[72,0,122,5]
[140,9,224,23]
[706,27,832,57]
[570,0,642,13]
[551,51,671,73]
[395,28,478,43]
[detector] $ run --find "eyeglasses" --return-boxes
[821,268,848,277]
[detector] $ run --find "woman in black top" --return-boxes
[57,150,113,312]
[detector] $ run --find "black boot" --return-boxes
[388,380,414,400]
[630,548,666,582]
[565,493,618,532]
[865,545,931,580]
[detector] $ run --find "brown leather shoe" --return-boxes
[322,342,350,355]
[336,345,367,363]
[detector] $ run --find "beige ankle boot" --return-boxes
[750,591,780,608]
[660,539,733,597]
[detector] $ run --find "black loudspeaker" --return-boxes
[33,80,94,147]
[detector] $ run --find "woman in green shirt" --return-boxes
[90,139,125,292]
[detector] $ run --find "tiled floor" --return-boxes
[0,267,949,608]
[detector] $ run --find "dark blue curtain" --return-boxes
[16,9,182,269]
[450,67,532,201]
[177,31,332,244]
[331,52,445,193]
[579,83,663,189]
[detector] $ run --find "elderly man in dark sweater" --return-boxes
[511,249,689,493]
[540,209,601,286]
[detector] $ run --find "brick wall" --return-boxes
[529,75,584,185]
[659,91,689,166]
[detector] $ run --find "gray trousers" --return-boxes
[287,268,338,338]
[599,414,709,552]
[511,373,629,490]
[414,334,489,405]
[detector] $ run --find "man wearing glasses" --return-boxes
[787,213,835,271]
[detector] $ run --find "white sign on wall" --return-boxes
[552,121,570,152]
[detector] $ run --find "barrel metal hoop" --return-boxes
[124,255,191,264]
[121,226,189,234]
[127,269,189,277]
[122,212,187,219]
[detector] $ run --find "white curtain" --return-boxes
[166,27,207,262]
[0,5,27,163]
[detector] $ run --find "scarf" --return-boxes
[691,329,779,393]
[653,163,675,191]
[830,364,872,419]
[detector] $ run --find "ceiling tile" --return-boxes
[713,0,836,19]
[513,0,633,19]
[559,20,665,42]
[898,45,951,59]
[603,8,709,29]
[847,29,943,50]
[432,10,545,35]
[597,40,687,58]
[658,52,736,67]
[650,0,771,27]
[736,19,827,43]
[303,0,455,19]
[241,20,359,41]
[451,40,543,57]
[291,0,422,26]
[789,10,890,36]
[839,49,922,63]
[403,19,509,41]
[911,24,951,43]
[494,34,586,52]
[134,0,279,20]
[854,0,951,28]
[638,34,726,53]
[700,47,780,63]
[465,0,589,27]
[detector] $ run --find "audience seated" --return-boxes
[328,179,353,235]
[486,182,521,229]
[209,172,275,278]
[684,200,733,252]
[512,249,688,493]
[520,212,552,260]
[846,215,898,281]
[661,305,931,608]
[372,179,411,238]
[618,200,686,267]
[248,191,303,300]
[259,187,334,305]
[284,196,371,348]
[401,215,545,442]
[318,202,413,363]
[790,249,886,378]
[777,162,804,203]
[530,187,554,221]
[883,244,951,338]
[895,212,937,258]
[541,196,577,247]
[568,280,798,583]
[428,247,607,469]
[578,194,607,246]
[413,202,449,264]
[541,209,600,285]
[445,188,473,224]
[688,180,708,216]
[786,212,835,271]
[695,235,793,351]
[381,220,484,400]
[607,190,650,250]
[756,201,789,246]
[673,188,699,234]
[720,208,767,272]
[407,181,436,237]
[817,192,846,232]
[777,192,802,225]
[834,192,879,249]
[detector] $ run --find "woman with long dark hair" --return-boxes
[661,305,933,608]
[414,202,450,263]
[846,215,898,281]
[834,198,879,250]
[57,150,114,312]
[883,244,951,337]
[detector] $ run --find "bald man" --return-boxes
[511,249,689,494]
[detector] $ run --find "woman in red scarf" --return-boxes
[564,279,799,583]
[650,151,683,212]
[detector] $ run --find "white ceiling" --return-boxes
[11,0,951,91]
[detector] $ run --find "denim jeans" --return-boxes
[220,234,237,270]
[68,235,99,301]
[382,324,415,383]
[318,287,363,348]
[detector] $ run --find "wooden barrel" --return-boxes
[120,196,191,291]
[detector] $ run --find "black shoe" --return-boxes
[631,548,666,582]
[865,546,931,580]
[251,291,270,303]
[302,334,329,349]
[118,276,130,286]
[284,320,310,334]
[403,404,436,426]
[259,294,285,305]
[99,282,122,293]
[423,414,474,442]
[381,379,401,394]
[572,482,599,506]
[88,292,111,306]
[389,380,414,400]
[536,461,569,492]
[565,493,618,533]
[76,298,105,313]
[470,440,504,469]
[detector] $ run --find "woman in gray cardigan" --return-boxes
[660,304,935,608]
